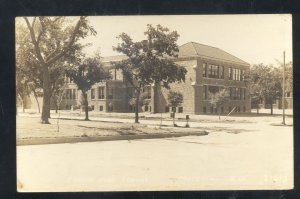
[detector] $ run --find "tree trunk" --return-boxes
[218,107,221,120]
[41,66,51,124]
[257,107,259,115]
[21,98,25,113]
[134,86,141,123]
[55,102,58,114]
[270,100,273,115]
[83,92,89,121]
[173,111,176,126]
[33,91,40,113]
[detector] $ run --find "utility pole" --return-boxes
[282,51,286,125]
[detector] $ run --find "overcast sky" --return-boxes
[80,15,292,66]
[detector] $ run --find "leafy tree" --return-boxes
[208,89,230,120]
[128,92,150,111]
[247,64,282,115]
[16,72,31,113]
[66,56,111,120]
[113,24,187,123]
[285,62,293,94]
[168,91,183,126]
[20,16,96,123]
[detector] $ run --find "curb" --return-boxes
[17,131,209,146]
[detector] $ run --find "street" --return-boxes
[17,118,293,191]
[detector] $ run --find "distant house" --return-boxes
[47,42,252,114]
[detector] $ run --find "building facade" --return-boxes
[60,42,251,114]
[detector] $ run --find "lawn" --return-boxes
[17,116,205,140]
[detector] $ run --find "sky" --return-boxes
[79,14,292,66]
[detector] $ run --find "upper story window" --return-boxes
[203,63,224,79]
[219,66,224,79]
[98,87,105,99]
[64,76,74,83]
[72,89,76,99]
[143,86,151,99]
[91,88,95,100]
[229,67,244,81]
[63,89,77,100]
[202,63,207,77]
[208,64,219,78]
[108,87,114,99]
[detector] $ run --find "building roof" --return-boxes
[102,55,128,63]
[178,42,249,65]
[102,42,250,66]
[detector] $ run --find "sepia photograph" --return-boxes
[16,15,293,192]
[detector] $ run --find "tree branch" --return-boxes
[36,17,46,45]
[31,17,36,28]
[45,16,86,67]
[23,17,45,65]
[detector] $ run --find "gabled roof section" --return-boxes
[178,42,249,66]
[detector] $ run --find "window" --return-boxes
[65,89,69,99]
[165,106,169,113]
[143,86,151,99]
[129,105,134,112]
[203,107,207,114]
[241,88,246,100]
[219,66,224,79]
[228,106,232,113]
[210,107,213,114]
[208,64,219,78]
[91,88,95,100]
[229,68,244,81]
[98,87,105,99]
[221,107,224,113]
[172,107,176,113]
[91,105,94,110]
[203,85,208,100]
[178,107,183,113]
[99,106,103,111]
[72,89,76,99]
[108,105,113,112]
[234,69,237,80]
[230,87,242,100]
[240,70,244,81]
[65,89,76,100]
[229,67,233,80]
[208,86,220,94]
[108,88,114,99]
[144,105,148,112]
[69,89,72,99]
[243,106,246,112]
[202,63,207,77]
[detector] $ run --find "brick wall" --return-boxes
[152,57,251,114]
[153,59,198,114]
